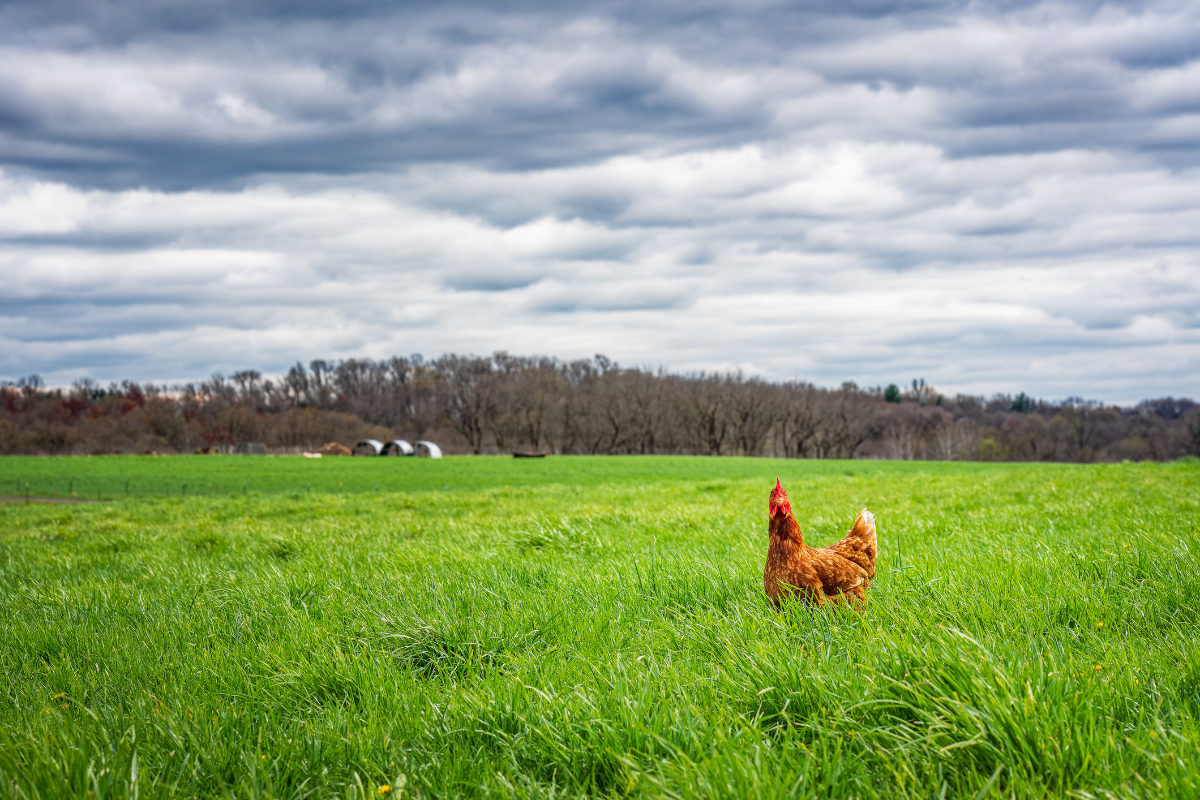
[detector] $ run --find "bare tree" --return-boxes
[930,416,977,461]
[618,369,671,454]
[810,386,876,458]
[905,378,938,406]
[231,370,265,410]
[514,358,564,453]
[489,352,528,452]
[676,373,730,455]
[1187,410,1200,456]
[779,382,820,458]
[727,375,777,456]
[309,360,335,408]
[435,354,497,454]
[281,363,311,407]
[881,405,920,460]
[1048,402,1124,462]
[554,358,596,454]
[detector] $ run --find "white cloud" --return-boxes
[3,125,1200,403]
[1,0,1199,402]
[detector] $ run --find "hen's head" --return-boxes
[768,478,791,519]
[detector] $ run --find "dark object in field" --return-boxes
[234,442,267,455]
[318,442,352,456]
[763,479,877,609]
[513,452,547,458]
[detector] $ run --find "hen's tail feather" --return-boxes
[830,508,877,578]
[846,509,875,543]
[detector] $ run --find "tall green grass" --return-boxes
[2,453,1011,500]
[2,458,1199,798]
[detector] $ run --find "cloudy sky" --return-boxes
[2,0,1198,402]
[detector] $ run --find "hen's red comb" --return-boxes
[769,478,790,516]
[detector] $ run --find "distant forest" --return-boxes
[3,353,1199,461]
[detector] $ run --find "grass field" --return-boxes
[2,455,1199,799]
[1,454,1017,500]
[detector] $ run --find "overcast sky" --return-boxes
[2,0,1198,403]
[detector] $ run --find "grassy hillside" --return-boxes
[2,457,1199,798]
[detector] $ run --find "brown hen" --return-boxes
[763,479,877,608]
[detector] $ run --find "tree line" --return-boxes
[3,353,1199,461]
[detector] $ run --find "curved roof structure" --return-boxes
[384,439,414,456]
[352,439,384,455]
[414,440,442,459]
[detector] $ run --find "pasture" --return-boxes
[1,455,1199,798]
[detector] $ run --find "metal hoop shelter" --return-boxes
[383,439,415,456]
[352,439,384,456]
[414,440,442,458]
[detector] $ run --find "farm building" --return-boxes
[383,439,414,456]
[415,440,442,458]
[352,439,384,456]
[353,438,441,457]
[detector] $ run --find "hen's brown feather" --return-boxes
[763,481,877,608]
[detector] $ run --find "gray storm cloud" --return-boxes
[0,0,1198,402]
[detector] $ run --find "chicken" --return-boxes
[763,479,877,608]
